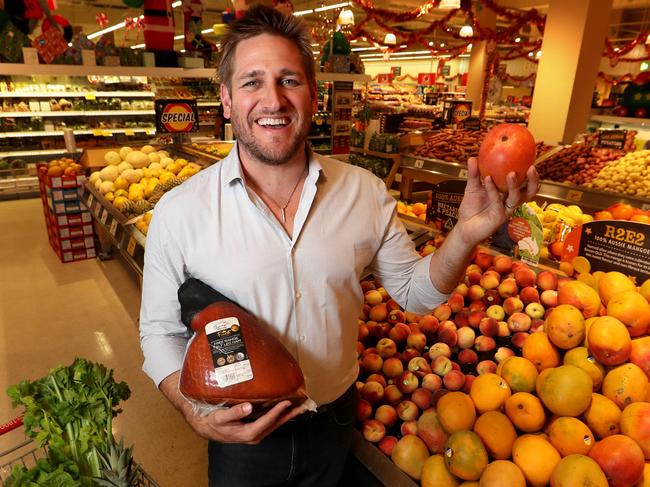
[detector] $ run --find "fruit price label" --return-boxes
[563,220,650,283]
[84,93,96,100]
[86,193,94,210]
[124,129,135,136]
[126,236,137,256]
[100,208,108,225]
[597,129,627,149]
[458,168,468,179]
[93,201,101,216]
[109,219,118,237]
[566,190,583,202]
[414,159,425,169]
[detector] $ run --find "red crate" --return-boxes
[47,198,84,215]
[36,164,85,189]
[48,187,82,202]
[50,211,93,227]
[48,233,96,263]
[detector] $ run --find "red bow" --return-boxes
[96,12,109,28]
[136,17,144,31]
[125,16,135,31]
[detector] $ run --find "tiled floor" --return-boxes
[0,198,207,486]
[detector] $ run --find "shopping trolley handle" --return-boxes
[0,417,23,436]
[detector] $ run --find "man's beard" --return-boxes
[230,112,310,166]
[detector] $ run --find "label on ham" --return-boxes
[205,317,254,387]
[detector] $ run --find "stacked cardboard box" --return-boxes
[37,165,96,263]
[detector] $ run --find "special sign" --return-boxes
[562,220,650,283]
[155,99,199,133]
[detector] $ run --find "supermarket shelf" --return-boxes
[197,101,221,107]
[0,110,154,118]
[350,147,401,160]
[0,148,82,158]
[590,114,650,127]
[0,63,217,78]
[400,154,650,211]
[316,72,371,83]
[0,91,155,98]
[0,128,155,138]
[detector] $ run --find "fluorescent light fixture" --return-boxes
[294,9,314,15]
[314,2,350,12]
[459,24,473,38]
[201,28,213,34]
[528,51,533,57]
[400,44,407,48]
[180,49,186,53]
[174,34,184,40]
[352,46,379,52]
[171,1,182,7]
[384,33,397,45]
[440,42,445,47]
[438,0,461,9]
[338,8,354,25]
[365,55,434,61]
[361,50,431,58]
[89,2,181,40]
[428,41,434,46]
[131,43,146,49]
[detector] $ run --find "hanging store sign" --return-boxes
[155,99,199,133]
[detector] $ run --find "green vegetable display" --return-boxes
[6,358,138,487]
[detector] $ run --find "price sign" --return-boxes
[102,130,112,137]
[566,190,584,202]
[458,168,469,179]
[87,193,94,209]
[146,129,155,135]
[92,129,103,137]
[100,208,108,225]
[597,129,627,150]
[93,201,101,215]
[126,236,137,256]
[84,93,96,100]
[414,159,424,169]
[124,129,135,136]
[109,219,118,237]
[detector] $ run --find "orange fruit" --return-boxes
[549,454,608,487]
[572,256,592,274]
[545,304,586,349]
[505,392,546,433]
[479,460,525,487]
[512,434,561,487]
[602,363,650,409]
[587,315,632,366]
[522,332,561,372]
[598,271,636,305]
[546,416,595,456]
[470,373,512,413]
[620,402,650,459]
[473,411,517,460]
[582,393,621,439]
[538,365,593,417]
[444,430,489,481]
[437,391,477,433]
[498,356,538,394]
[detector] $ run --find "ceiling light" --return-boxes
[352,46,379,52]
[293,9,314,16]
[459,24,473,38]
[384,33,397,45]
[171,1,181,7]
[174,34,184,40]
[440,42,445,47]
[429,41,434,46]
[536,50,542,58]
[315,2,350,12]
[438,0,461,9]
[528,51,533,57]
[515,37,521,43]
[338,8,354,25]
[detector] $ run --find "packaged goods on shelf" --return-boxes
[584,149,650,199]
[349,153,393,179]
[411,128,487,162]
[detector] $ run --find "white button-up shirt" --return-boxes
[140,144,447,406]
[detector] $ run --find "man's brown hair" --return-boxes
[217,5,315,91]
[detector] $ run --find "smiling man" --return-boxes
[139,5,538,487]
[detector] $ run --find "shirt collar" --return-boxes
[220,141,328,188]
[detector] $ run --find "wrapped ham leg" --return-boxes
[178,278,308,413]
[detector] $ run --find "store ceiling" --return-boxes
[45,0,650,51]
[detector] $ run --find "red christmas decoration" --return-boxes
[96,12,109,28]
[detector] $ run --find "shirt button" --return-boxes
[295,291,302,299]
[300,335,306,341]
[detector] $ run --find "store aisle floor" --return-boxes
[0,198,207,486]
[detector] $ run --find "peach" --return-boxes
[399,348,421,367]
[404,311,420,323]
[540,289,558,308]
[525,302,545,320]
[376,338,397,358]
[428,342,452,360]
[360,305,370,321]
[466,270,483,287]
[382,357,404,379]
[377,322,391,339]
[515,267,536,288]
[411,388,434,410]
[397,371,420,394]
[475,335,496,352]
[397,400,420,422]
[498,321,511,337]
[418,315,439,339]
[384,384,404,405]
[468,284,486,301]
[511,331,530,348]
[358,322,369,342]
[519,286,540,304]
[369,303,389,322]
[407,332,427,352]
[483,289,502,306]
[362,353,383,373]
[407,322,421,334]
[511,260,527,274]
[629,336,650,380]
[438,327,458,348]
[462,374,476,394]
[389,322,411,343]
[453,282,469,297]
[366,373,387,387]
[365,289,383,305]
[498,278,519,298]
[361,280,376,293]
[356,341,365,357]
[408,357,432,378]
[458,349,479,365]
[378,436,398,456]
[361,381,385,404]
[422,373,443,392]
[401,420,418,436]
[443,370,466,391]
[433,303,452,322]
[503,297,524,315]
[386,299,401,312]
[457,327,477,349]
[448,293,465,313]
[467,309,484,328]
[486,304,506,321]
[536,270,558,291]
[474,251,494,270]
[558,280,601,318]
[508,312,532,332]
[530,318,545,333]
[469,300,487,312]
[356,398,373,422]
[376,287,389,301]
[479,316,499,337]
[432,355,453,376]
[362,419,386,442]
[362,346,378,358]
[375,404,398,427]
[480,271,501,290]
[465,263,482,276]
[476,360,497,375]
[450,361,461,372]
[388,309,406,325]
[607,290,650,337]
[455,309,470,328]
[493,255,513,274]
[494,346,515,363]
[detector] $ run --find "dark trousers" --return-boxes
[208,385,357,487]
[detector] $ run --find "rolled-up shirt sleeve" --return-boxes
[369,183,449,314]
[139,200,190,387]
